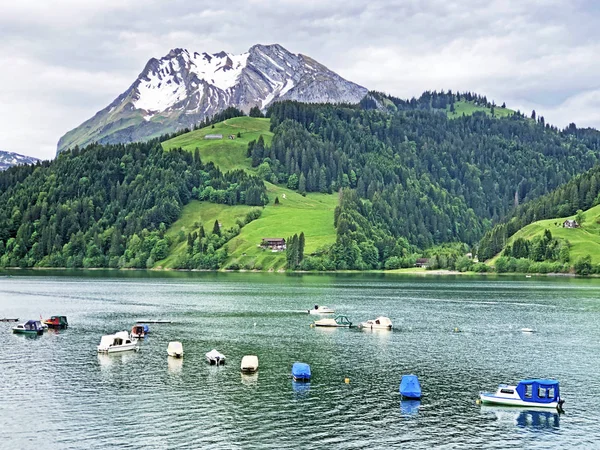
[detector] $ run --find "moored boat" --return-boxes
[241,355,259,373]
[292,362,311,381]
[308,305,335,315]
[206,349,226,365]
[479,379,564,410]
[359,316,393,330]
[167,341,184,358]
[131,324,149,338]
[12,320,44,335]
[313,315,352,327]
[400,374,422,400]
[97,331,139,353]
[43,315,68,329]
[1,318,19,322]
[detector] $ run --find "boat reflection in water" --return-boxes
[400,400,421,417]
[241,372,258,387]
[97,351,138,370]
[167,356,183,374]
[292,381,311,399]
[481,406,560,430]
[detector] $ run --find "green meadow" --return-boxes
[489,204,600,265]
[161,116,273,172]
[447,101,514,119]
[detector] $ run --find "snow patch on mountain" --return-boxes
[0,150,40,171]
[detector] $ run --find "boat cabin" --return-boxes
[515,379,560,404]
[44,315,68,329]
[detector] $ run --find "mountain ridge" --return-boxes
[57,43,367,154]
[0,150,39,171]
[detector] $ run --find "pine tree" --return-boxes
[212,220,221,236]
[299,232,305,262]
[274,196,280,205]
[298,173,306,195]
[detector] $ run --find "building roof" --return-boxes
[262,238,286,243]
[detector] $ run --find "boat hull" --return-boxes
[479,393,561,409]
[97,344,139,353]
[13,329,43,335]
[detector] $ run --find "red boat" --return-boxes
[43,315,68,329]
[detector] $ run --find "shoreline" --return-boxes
[0,266,582,277]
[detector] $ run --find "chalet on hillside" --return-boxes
[204,134,223,140]
[414,258,430,268]
[261,238,286,251]
[563,219,579,229]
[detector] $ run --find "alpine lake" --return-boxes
[1,271,599,449]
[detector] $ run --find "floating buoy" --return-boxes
[310,324,314,328]
[344,378,350,384]
[454,327,460,333]
[476,399,481,405]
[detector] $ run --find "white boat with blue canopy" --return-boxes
[479,379,564,410]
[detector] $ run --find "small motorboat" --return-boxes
[241,355,259,373]
[12,320,44,335]
[308,305,335,315]
[131,324,149,338]
[43,315,68,329]
[292,362,311,381]
[359,316,393,330]
[167,341,184,358]
[521,328,536,333]
[479,379,564,410]
[0,318,19,322]
[97,331,139,353]
[136,319,172,324]
[206,349,226,365]
[313,315,352,327]
[400,374,422,400]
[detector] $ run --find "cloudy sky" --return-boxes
[1,0,599,160]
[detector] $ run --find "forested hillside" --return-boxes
[243,99,600,269]
[0,140,266,268]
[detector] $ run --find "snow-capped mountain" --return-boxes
[0,150,39,171]
[57,44,367,153]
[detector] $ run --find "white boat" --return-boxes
[240,355,259,373]
[359,316,393,330]
[206,349,226,365]
[167,341,184,358]
[479,379,564,410]
[314,315,352,327]
[308,305,335,315]
[521,328,536,333]
[97,331,139,353]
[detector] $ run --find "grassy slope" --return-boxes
[226,182,338,271]
[161,117,273,172]
[157,117,338,270]
[447,101,514,119]
[488,204,600,265]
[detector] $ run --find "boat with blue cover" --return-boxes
[479,379,564,410]
[292,362,311,381]
[12,320,44,335]
[399,374,422,399]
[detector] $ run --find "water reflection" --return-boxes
[400,400,421,417]
[292,381,310,399]
[241,372,258,387]
[97,352,138,370]
[481,406,560,429]
[167,356,183,374]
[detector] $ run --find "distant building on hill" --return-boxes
[261,238,286,251]
[563,219,579,229]
[204,134,223,140]
[414,258,430,268]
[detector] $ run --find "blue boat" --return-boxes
[292,362,311,381]
[480,379,564,410]
[399,374,422,399]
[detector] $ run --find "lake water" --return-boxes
[1,271,599,449]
